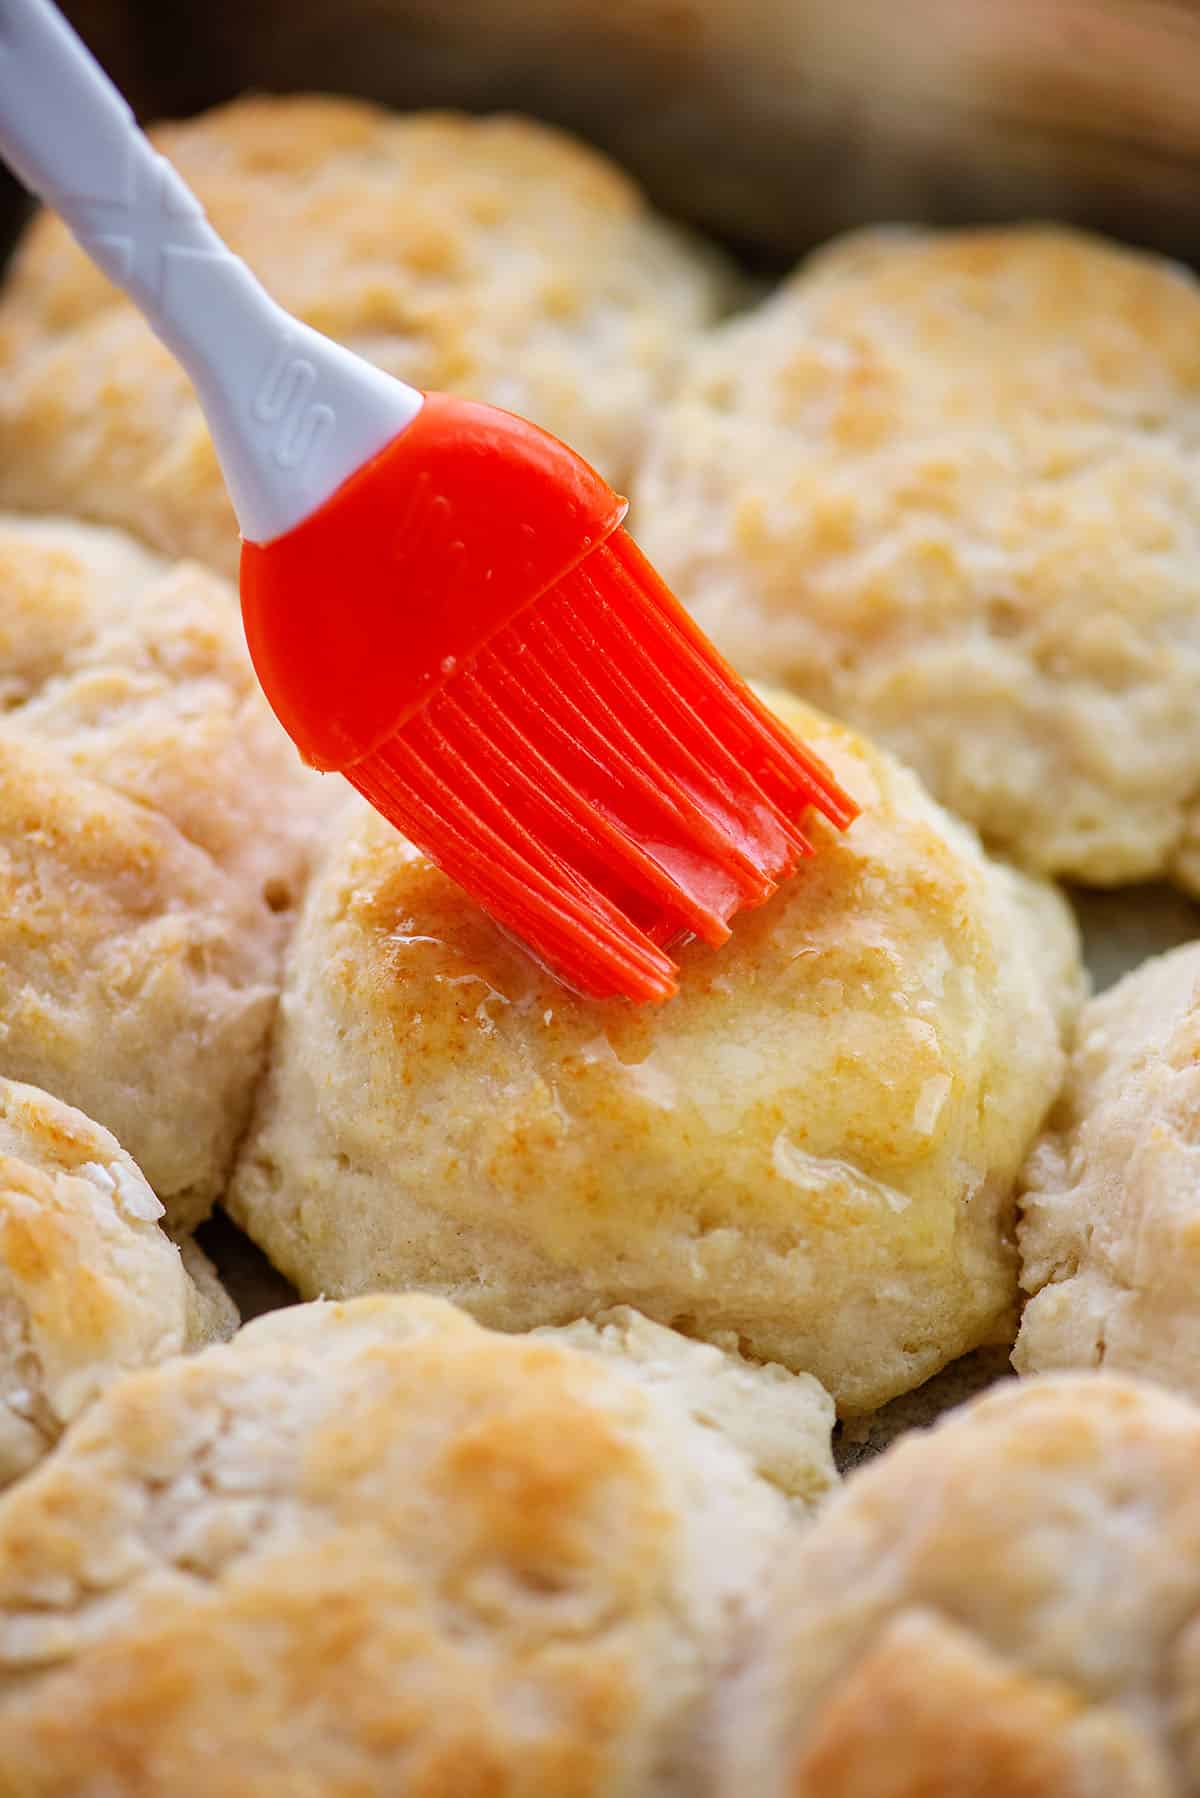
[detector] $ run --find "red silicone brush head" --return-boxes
[241,395,858,1002]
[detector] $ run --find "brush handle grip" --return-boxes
[0,0,421,541]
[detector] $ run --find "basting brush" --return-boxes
[0,0,857,1001]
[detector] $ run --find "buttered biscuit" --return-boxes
[637,226,1200,891]
[0,96,737,576]
[229,691,1083,1414]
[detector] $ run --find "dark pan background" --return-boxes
[8,0,1200,275]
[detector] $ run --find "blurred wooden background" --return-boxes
[7,0,1200,268]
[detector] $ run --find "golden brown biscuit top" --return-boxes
[0,1294,789,1796]
[701,226,1200,455]
[6,98,666,349]
[720,1373,1200,1797]
[0,96,736,576]
[226,685,1079,1412]
[644,224,1200,661]
[311,692,1074,1252]
[0,516,321,881]
[635,224,1200,890]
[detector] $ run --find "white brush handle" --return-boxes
[0,0,422,542]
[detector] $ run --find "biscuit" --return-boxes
[0,96,737,577]
[538,1308,837,1514]
[0,1292,821,1795]
[0,514,336,1230]
[636,226,1200,891]
[1015,940,1200,1397]
[718,1374,1200,1796]
[0,1077,235,1490]
[228,690,1084,1414]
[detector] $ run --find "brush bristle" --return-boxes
[346,528,857,1002]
